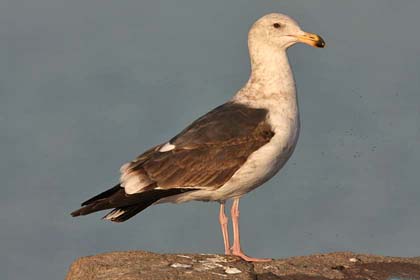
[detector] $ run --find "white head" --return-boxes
[248,13,325,51]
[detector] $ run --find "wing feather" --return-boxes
[120,102,274,194]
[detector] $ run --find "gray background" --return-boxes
[2,0,420,279]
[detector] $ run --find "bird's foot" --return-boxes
[231,250,272,262]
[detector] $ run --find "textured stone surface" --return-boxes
[66,251,420,280]
[65,251,254,280]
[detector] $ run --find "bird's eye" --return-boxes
[273,23,281,29]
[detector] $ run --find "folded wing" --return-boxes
[121,102,274,194]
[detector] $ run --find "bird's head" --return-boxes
[249,13,325,50]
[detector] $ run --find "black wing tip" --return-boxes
[70,209,82,217]
[72,188,198,221]
[81,184,122,206]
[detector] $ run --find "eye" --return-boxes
[273,23,282,29]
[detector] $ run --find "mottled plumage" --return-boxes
[71,102,274,220]
[71,13,325,261]
[123,102,273,192]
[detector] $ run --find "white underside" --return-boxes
[158,95,300,204]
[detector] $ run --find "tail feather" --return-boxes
[71,187,195,222]
[102,204,149,222]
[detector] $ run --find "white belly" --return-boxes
[212,114,300,200]
[159,91,300,204]
[164,109,300,204]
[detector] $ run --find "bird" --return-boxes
[71,13,325,262]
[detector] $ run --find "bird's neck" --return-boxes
[233,45,297,105]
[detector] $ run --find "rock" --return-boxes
[65,251,254,280]
[66,251,420,280]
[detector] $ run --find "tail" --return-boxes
[71,184,194,222]
[102,204,151,222]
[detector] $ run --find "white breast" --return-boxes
[210,46,301,200]
[158,47,300,203]
[157,99,300,204]
[212,97,300,200]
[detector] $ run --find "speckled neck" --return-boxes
[233,42,297,105]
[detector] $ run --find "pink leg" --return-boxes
[219,202,231,255]
[230,198,272,262]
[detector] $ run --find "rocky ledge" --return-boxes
[66,251,420,280]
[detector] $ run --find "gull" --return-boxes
[71,13,325,262]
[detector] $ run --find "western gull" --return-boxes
[71,13,325,262]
